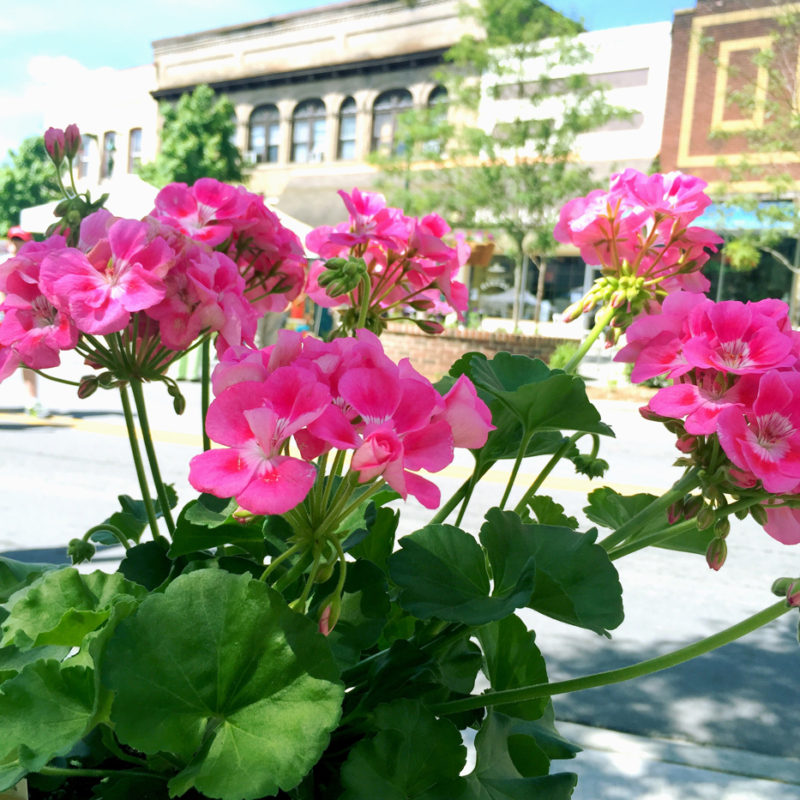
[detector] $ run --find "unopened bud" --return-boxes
[714,517,730,538]
[77,375,99,399]
[413,318,444,335]
[676,435,696,453]
[67,537,96,565]
[696,505,716,530]
[750,504,768,526]
[705,536,727,571]
[232,506,256,524]
[609,290,626,309]
[44,127,66,165]
[667,501,683,525]
[683,495,703,519]
[64,124,81,160]
[318,595,342,636]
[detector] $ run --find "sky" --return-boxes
[0,0,684,162]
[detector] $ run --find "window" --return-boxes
[101,131,116,179]
[427,85,448,110]
[371,89,413,154]
[337,97,357,160]
[249,105,281,163]
[76,135,93,180]
[128,128,142,173]
[424,85,449,155]
[292,99,327,163]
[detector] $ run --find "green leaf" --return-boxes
[340,699,467,800]
[389,523,536,625]
[322,560,390,669]
[584,488,656,530]
[183,493,237,528]
[118,541,172,590]
[348,506,399,573]
[90,774,168,799]
[526,496,579,529]
[1,569,146,650]
[0,644,70,684]
[584,488,714,555]
[450,352,612,437]
[103,569,343,800]
[477,614,549,722]
[0,557,55,604]
[168,502,265,559]
[0,661,96,790]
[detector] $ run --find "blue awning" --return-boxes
[697,201,795,233]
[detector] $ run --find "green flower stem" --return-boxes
[201,338,211,452]
[356,273,372,329]
[259,542,304,582]
[38,766,160,781]
[563,304,617,375]
[599,468,701,552]
[497,432,532,511]
[119,385,160,541]
[431,598,793,717]
[513,432,585,516]
[323,479,387,537]
[608,496,764,560]
[608,517,699,560]
[28,368,81,387]
[430,475,474,525]
[82,523,131,551]
[129,378,175,536]
[273,551,313,594]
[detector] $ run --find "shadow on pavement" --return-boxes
[544,615,800,759]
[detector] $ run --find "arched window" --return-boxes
[427,85,448,112]
[101,131,116,179]
[371,89,413,154]
[337,97,357,160]
[249,105,280,163]
[128,128,142,173]
[292,99,327,163]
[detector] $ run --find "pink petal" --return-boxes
[236,455,317,515]
[188,447,258,499]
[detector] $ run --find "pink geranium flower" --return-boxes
[40,219,174,335]
[188,368,329,515]
[716,371,800,494]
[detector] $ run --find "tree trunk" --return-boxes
[511,242,524,331]
[534,255,547,324]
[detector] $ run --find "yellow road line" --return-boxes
[1,411,667,496]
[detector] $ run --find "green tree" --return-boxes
[0,136,60,234]
[139,84,243,187]
[377,0,627,327]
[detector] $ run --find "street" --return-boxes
[2,355,799,770]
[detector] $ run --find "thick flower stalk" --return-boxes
[555,169,722,346]
[305,188,469,336]
[616,292,800,551]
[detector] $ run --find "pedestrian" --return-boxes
[3,226,49,417]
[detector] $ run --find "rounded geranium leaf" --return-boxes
[102,569,344,800]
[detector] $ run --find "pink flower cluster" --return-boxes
[616,292,800,543]
[554,169,722,297]
[305,188,469,326]
[0,208,257,379]
[150,178,306,316]
[189,329,493,515]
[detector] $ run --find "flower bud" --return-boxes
[786,581,800,607]
[750,504,768,526]
[318,595,342,636]
[232,506,256,524]
[64,124,81,160]
[696,504,716,530]
[676,435,696,453]
[683,495,703,520]
[705,536,727,571]
[44,127,66,165]
[714,517,730,538]
[77,375,100,399]
[667,501,683,525]
[67,537,96,565]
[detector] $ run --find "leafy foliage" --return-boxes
[0,136,60,232]
[139,84,243,187]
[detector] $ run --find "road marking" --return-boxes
[0,411,667,496]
